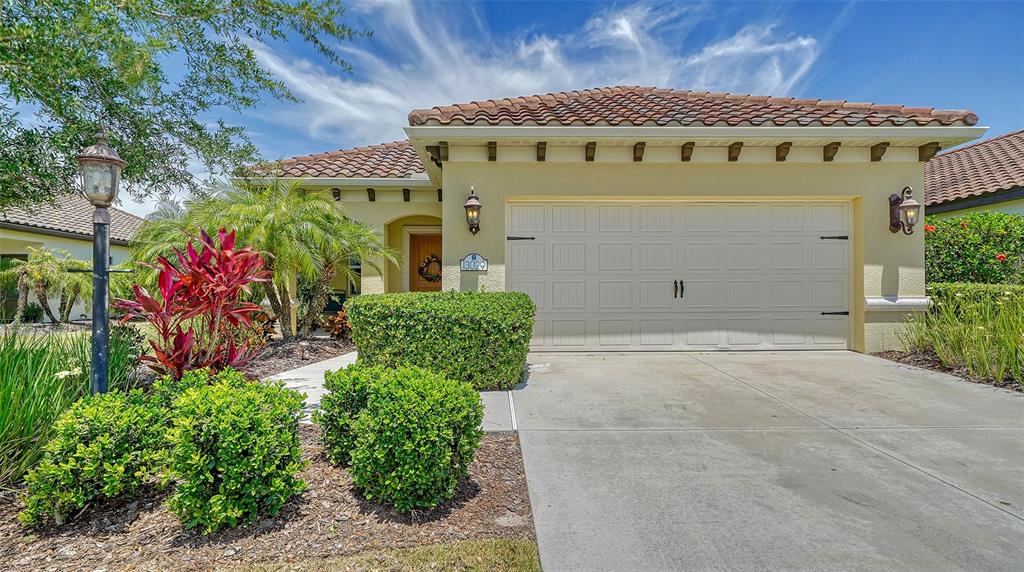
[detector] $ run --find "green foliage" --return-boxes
[0,329,143,488]
[348,366,483,512]
[167,378,307,532]
[21,302,43,323]
[346,292,536,390]
[899,285,1024,388]
[925,212,1024,284]
[926,282,1024,309]
[18,391,169,525]
[312,364,384,466]
[129,179,396,339]
[1,1,365,209]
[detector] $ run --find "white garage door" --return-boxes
[506,202,850,351]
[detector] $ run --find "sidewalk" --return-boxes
[268,352,515,431]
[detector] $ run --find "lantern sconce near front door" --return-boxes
[464,187,481,235]
[889,186,922,235]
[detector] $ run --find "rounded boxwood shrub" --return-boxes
[311,364,383,466]
[19,390,169,526]
[345,291,535,390]
[925,212,1024,284]
[348,366,483,512]
[167,379,307,533]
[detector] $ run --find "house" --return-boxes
[0,194,144,321]
[267,86,984,353]
[924,128,1024,217]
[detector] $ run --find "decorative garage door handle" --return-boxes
[680,280,685,298]
[673,280,678,298]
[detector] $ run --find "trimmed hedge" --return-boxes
[19,390,169,526]
[312,364,381,466]
[925,212,1024,284]
[168,377,307,532]
[927,282,1024,310]
[345,292,535,390]
[347,366,483,512]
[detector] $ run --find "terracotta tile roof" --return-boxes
[1,194,145,244]
[408,86,979,127]
[265,140,425,179]
[925,129,1024,206]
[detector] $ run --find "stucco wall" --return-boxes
[0,227,132,321]
[302,188,442,295]
[437,150,927,353]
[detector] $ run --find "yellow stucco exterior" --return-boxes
[0,227,133,320]
[435,151,924,353]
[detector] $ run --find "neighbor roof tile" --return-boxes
[925,129,1024,207]
[1,195,144,244]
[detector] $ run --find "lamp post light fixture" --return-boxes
[889,186,922,235]
[77,129,125,395]
[464,187,481,235]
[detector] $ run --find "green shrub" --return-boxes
[19,390,169,525]
[348,366,483,512]
[926,282,1024,310]
[311,364,382,466]
[925,212,1024,284]
[0,328,143,488]
[167,378,307,532]
[345,292,535,390]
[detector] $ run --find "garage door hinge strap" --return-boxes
[820,311,850,315]
[506,236,536,240]
[819,235,849,240]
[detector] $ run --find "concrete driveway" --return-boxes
[513,351,1024,572]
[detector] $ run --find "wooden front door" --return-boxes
[409,233,442,292]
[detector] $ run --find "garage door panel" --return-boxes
[508,202,850,351]
[551,243,585,271]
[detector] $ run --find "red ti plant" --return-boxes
[115,229,272,379]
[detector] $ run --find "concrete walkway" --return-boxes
[268,352,516,431]
[515,351,1024,572]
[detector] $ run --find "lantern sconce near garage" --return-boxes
[464,187,481,235]
[889,186,922,235]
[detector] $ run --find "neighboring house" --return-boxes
[924,128,1024,217]
[0,194,144,321]
[262,86,985,353]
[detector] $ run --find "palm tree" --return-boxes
[296,219,396,335]
[57,256,91,323]
[0,247,63,323]
[131,179,397,339]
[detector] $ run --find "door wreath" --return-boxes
[417,253,442,282]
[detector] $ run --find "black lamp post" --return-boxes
[76,130,125,395]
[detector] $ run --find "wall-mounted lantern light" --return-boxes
[889,186,922,235]
[331,188,341,201]
[464,187,481,235]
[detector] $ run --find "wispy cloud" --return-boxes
[252,0,824,151]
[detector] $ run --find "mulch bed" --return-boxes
[247,338,355,378]
[0,428,533,572]
[875,349,1023,393]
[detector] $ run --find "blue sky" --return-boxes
[123,0,1024,216]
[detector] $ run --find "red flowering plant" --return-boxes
[115,229,272,379]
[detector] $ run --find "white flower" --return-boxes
[54,367,82,380]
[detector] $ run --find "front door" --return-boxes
[409,233,443,292]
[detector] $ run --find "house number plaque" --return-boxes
[460,253,488,271]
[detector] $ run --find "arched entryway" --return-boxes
[385,214,441,292]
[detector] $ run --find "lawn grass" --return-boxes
[237,538,541,572]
